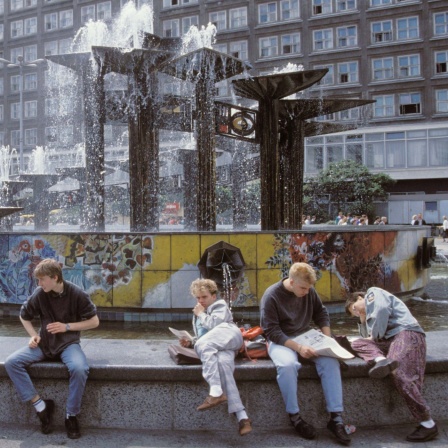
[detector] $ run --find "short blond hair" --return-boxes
[190,279,218,297]
[289,262,317,284]
[34,259,63,283]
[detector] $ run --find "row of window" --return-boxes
[0,2,112,41]
[305,128,448,172]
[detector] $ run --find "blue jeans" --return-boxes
[268,341,344,415]
[5,343,89,416]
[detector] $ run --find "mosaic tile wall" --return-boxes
[0,229,429,310]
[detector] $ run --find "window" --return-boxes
[45,13,57,31]
[338,61,358,83]
[0,105,3,122]
[371,0,391,5]
[337,25,357,47]
[215,80,228,97]
[336,0,356,12]
[327,146,343,164]
[24,0,36,6]
[398,54,420,78]
[281,33,300,55]
[306,146,323,172]
[25,128,37,146]
[24,73,37,90]
[229,40,248,60]
[11,20,23,38]
[229,7,247,29]
[371,20,392,43]
[281,0,299,20]
[259,2,277,24]
[0,77,3,95]
[372,57,393,80]
[59,10,73,28]
[10,47,23,63]
[429,130,448,166]
[59,38,72,54]
[24,100,37,118]
[373,94,394,117]
[163,19,179,37]
[0,24,3,41]
[213,43,227,53]
[435,51,448,74]
[97,2,111,20]
[434,12,448,36]
[312,0,332,15]
[182,16,198,34]
[81,5,95,23]
[24,45,37,62]
[397,17,418,40]
[11,130,20,147]
[209,11,226,31]
[59,126,73,145]
[407,139,427,167]
[399,93,421,115]
[259,36,278,58]
[11,75,20,92]
[11,103,21,120]
[315,64,334,85]
[436,89,448,113]
[45,98,58,116]
[10,0,23,12]
[44,41,58,56]
[346,143,363,163]
[25,17,37,35]
[313,29,333,51]
[45,126,57,143]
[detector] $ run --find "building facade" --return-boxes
[1,0,448,223]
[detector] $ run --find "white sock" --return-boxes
[209,385,223,397]
[236,410,248,421]
[420,419,435,428]
[374,356,386,363]
[33,398,46,413]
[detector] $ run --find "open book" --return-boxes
[294,329,354,360]
[168,327,194,342]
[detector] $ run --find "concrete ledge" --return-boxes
[0,332,447,431]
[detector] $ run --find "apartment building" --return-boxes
[153,0,448,223]
[1,0,448,222]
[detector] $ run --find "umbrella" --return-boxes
[197,241,246,288]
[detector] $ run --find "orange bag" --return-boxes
[239,326,269,360]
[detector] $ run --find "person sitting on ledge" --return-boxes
[5,258,99,440]
[345,287,438,443]
[260,262,351,445]
[179,278,252,436]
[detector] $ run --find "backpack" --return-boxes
[238,326,269,360]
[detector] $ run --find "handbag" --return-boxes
[239,326,269,360]
[168,344,202,365]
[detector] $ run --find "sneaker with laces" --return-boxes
[368,358,399,379]
[327,419,352,445]
[406,424,438,442]
[37,399,54,434]
[238,418,252,436]
[65,415,81,439]
[289,413,316,440]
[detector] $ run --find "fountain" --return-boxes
[0,2,435,318]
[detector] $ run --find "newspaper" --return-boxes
[168,327,194,342]
[293,329,354,360]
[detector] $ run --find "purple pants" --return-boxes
[351,330,431,421]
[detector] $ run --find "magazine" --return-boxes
[293,329,354,360]
[168,327,194,342]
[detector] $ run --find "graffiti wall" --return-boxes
[0,228,428,308]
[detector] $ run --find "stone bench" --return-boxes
[0,332,447,432]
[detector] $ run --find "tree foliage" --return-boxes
[304,160,395,222]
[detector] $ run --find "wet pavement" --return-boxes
[0,420,447,448]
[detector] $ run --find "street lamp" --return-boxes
[0,56,46,173]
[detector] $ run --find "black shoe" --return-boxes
[327,419,351,445]
[37,399,54,434]
[289,413,316,440]
[65,415,81,439]
[406,424,438,442]
[368,358,399,379]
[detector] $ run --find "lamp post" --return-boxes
[0,56,46,173]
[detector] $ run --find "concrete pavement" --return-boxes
[0,420,447,448]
